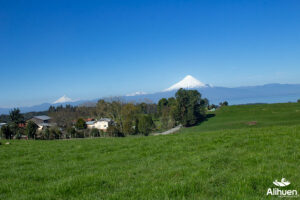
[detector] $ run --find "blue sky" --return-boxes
[1,0,300,107]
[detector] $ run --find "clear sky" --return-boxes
[1,0,300,107]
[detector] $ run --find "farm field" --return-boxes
[1,103,300,199]
[186,102,300,133]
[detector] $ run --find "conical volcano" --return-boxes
[164,75,208,91]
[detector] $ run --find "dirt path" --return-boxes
[152,125,182,136]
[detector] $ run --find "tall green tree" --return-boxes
[175,88,206,127]
[75,118,87,130]
[123,119,134,135]
[9,108,24,124]
[96,99,109,117]
[8,108,24,137]
[158,98,168,115]
[121,103,137,135]
[167,97,177,107]
[26,121,38,139]
[138,115,154,136]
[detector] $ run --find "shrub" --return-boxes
[123,119,134,135]
[26,121,38,139]
[90,128,100,137]
[76,131,85,138]
[41,128,50,140]
[138,115,154,136]
[66,127,76,138]
[49,127,62,139]
[219,101,229,107]
[99,130,106,137]
[107,126,123,137]
[1,125,12,139]
[75,118,87,130]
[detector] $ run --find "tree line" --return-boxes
[1,89,225,140]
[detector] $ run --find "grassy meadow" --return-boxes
[1,103,300,199]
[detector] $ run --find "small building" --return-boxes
[86,118,113,131]
[0,123,7,129]
[29,115,53,131]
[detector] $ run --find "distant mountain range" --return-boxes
[0,101,87,115]
[123,83,300,105]
[1,75,300,115]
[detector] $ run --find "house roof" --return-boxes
[86,121,96,125]
[99,118,112,122]
[33,115,51,121]
[85,118,94,122]
[86,118,112,125]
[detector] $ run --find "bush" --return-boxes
[90,128,100,137]
[1,125,12,139]
[26,121,38,139]
[76,131,85,138]
[123,119,134,135]
[49,127,62,139]
[219,101,229,107]
[41,128,50,140]
[99,130,106,137]
[75,118,87,130]
[138,115,154,136]
[107,126,123,137]
[66,127,76,138]
[298,99,300,103]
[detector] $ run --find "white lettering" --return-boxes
[267,188,273,195]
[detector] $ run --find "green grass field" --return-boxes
[195,102,300,132]
[1,103,300,199]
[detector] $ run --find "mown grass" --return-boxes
[191,102,300,133]
[1,103,300,199]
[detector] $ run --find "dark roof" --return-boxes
[99,118,112,122]
[33,115,51,121]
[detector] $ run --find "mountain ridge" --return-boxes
[1,81,300,114]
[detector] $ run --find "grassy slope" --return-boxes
[191,102,300,132]
[1,103,300,200]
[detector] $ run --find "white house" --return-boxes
[86,118,113,131]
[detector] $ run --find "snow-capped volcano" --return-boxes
[164,75,209,91]
[53,95,74,104]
